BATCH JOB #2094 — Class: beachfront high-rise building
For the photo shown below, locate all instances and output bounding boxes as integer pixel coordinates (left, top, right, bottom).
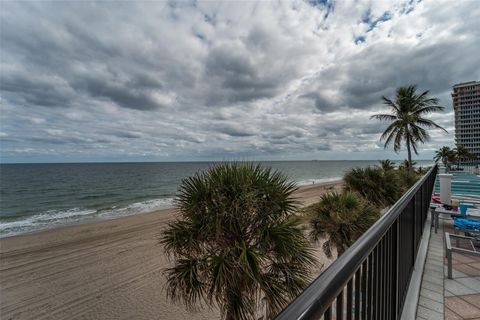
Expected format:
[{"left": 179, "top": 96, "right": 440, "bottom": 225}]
[{"left": 452, "top": 81, "right": 480, "bottom": 163}]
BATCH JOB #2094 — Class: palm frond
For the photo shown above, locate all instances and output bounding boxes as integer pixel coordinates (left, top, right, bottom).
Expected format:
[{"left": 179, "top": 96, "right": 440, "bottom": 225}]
[
  {"left": 161, "top": 162, "right": 316, "bottom": 319},
  {"left": 308, "top": 190, "right": 380, "bottom": 258},
  {"left": 416, "top": 118, "right": 448, "bottom": 132},
  {"left": 371, "top": 113, "right": 398, "bottom": 122},
  {"left": 372, "top": 85, "right": 447, "bottom": 171}
]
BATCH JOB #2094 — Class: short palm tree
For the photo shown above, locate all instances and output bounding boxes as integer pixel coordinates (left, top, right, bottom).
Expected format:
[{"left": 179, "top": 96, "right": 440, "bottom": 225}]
[
  {"left": 416, "top": 166, "right": 429, "bottom": 175},
  {"left": 434, "top": 146, "right": 454, "bottom": 167},
  {"left": 344, "top": 166, "right": 401, "bottom": 206},
  {"left": 455, "top": 145, "right": 475, "bottom": 165},
  {"left": 399, "top": 159, "right": 417, "bottom": 171},
  {"left": 371, "top": 85, "right": 447, "bottom": 175},
  {"left": 161, "top": 163, "right": 317, "bottom": 320},
  {"left": 308, "top": 191, "right": 379, "bottom": 257},
  {"left": 378, "top": 159, "right": 395, "bottom": 171}
]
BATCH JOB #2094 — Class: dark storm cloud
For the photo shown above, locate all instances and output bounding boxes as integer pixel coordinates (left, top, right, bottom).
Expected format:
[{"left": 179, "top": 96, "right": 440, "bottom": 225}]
[
  {"left": 204, "top": 42, "right": 289, "bottom": 105},
  {"left": 299, "top": 92, "right": 338, "bottom": 112},
  {"left": 216, "top": 123, "right": 257, "bottom": 137},
  {"left": 302, "top": 28, "right": 479, "bottom": 113},
  {"left": 1, "top": 2, "right": 173, "bottom": 111},
  {"left": 113, "top": 131, "right": 143, "bottom": 139},
  {"left": 1, "top": 73, "right": 75, "bottom": 108},
  {"left": 78, "top": 76, "right": 166, "bottom": 111}
]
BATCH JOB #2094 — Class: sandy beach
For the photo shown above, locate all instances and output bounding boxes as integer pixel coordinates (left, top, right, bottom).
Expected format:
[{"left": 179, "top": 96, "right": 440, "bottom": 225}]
[{"left": 0, "top": 180, "right": 343, "bottom": 320}]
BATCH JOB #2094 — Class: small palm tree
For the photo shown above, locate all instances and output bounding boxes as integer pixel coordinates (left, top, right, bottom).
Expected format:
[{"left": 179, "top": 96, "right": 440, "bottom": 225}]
[
  {"left": 399, "top": 159, "right": 417, "bottom": 171},
  {"left": 396, "top": 162, "right": 420, "bottom": 189},
  {"left": 378, "top": 159, "right": 395, "bottom": 171},
  {"left": 455, "top": 145, "right": 475, "bottom": 165},
  {"left": 434, "top": 146, "right": 454, "bottom": 167},
  {"left": 371, "top": 85, "right": 447, "bottom": 175},
  {"left": 344, "top": 166, "right": 402, "bottom": 206},
  {"left": 308, "top": 191, "right": 379, "bottom": 257},
  {"left": 161, "top": 163, "right": 317, "bottom": 320},
  {"left": 416, "top": 166, "right": 429, "bottom": 175}
]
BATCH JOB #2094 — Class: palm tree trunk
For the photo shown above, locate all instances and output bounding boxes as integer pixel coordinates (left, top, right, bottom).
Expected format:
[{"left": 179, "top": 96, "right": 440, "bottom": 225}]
[
  {"left": 406, "top": 135, "right": 413, "bottom": 176},
  {"left": 225, "top": 311, "right": 234, "bottom": 320}
]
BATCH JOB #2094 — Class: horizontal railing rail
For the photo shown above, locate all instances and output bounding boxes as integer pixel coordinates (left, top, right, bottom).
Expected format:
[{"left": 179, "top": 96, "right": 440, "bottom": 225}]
[{"left": 276, "top": 165, "right": 438, "bottom": 320}]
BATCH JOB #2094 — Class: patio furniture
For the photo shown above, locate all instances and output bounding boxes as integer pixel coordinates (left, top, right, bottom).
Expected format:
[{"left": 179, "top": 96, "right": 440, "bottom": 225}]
[
  {"left": 445, "top": 232, "right": 480, "bottom": 279},
  {"left": 430, "top": 205, "right": 480, "bottom": 234}
]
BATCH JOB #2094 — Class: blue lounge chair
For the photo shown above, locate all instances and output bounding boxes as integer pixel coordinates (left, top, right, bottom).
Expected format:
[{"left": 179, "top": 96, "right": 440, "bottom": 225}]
[
  {"left": 454, "top": 218, "right": 480, "bottom": 239},
  {"left": 454, "top": 218, "right": 480, "bottom": 231}
]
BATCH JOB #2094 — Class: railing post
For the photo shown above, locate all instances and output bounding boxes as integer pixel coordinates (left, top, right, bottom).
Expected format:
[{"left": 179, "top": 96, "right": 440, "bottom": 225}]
[
  {"left": 392, "top": 218, "right": 399, "bottom": 320},
  {"left": 420, "top": 185, "right": 424, "bottom": 228},
  {"left": 412, "top": 195, "right": 416, "bottom": 260}
]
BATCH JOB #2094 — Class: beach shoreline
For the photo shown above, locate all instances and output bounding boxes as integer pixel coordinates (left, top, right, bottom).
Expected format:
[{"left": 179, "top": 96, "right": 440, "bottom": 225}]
[
  {"left": 0, "top": 180, "right": 343, "bottom": 320},
  {"left": 0, "top": 178, "right": 344, "bottom": 239}
]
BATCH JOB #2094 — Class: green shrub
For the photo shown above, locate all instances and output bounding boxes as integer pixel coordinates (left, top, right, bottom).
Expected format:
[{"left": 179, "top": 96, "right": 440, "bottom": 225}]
[
  {"left": 308, "top": 191, "right": 379, "bottom": 257},
  {"left": 344, "top": 166, "right": 402, "bottom": 206}
]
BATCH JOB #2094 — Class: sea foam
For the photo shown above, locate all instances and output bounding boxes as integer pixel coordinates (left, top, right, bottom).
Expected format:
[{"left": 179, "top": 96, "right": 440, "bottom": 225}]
[
  {"left": 0, "top": 197, "right": 175, "bottom": 237},
  {"left": 296, "top": 177, "right": 342, "bottom": 186}
]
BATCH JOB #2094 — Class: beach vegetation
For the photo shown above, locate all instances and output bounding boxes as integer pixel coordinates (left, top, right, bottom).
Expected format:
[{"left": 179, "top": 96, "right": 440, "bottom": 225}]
[
  {"left": 371, "top": 85, "right": 447, "bottom": 175},
  {"left": 416, "top": 166, "right": 429, "bottom": 175},
  {"left": 161, "top": 163, "right": 317, "bottom": 320},
  {"left": 307, "top": 191, "right": 379, "bottom": 257},
  {"left": 378, "top": 159, "right": 395, "bottom": 171},
  {"left": 454, "top": 144, "right": 476, "bottom": 164},
  {"left": 395, "top": 163, "right": 421, "bottom": 190},
  {"left": 343, "top": 166, "right": 401, "bottom": 206},
  {"left": 434, "top": 146, "right": 455, "bottom": 168}
]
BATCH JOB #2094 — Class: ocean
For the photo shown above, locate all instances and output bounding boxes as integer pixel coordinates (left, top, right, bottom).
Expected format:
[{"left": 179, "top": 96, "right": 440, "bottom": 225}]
[{"left": 0, "top": 160, "right": 434, "bottom": 237}]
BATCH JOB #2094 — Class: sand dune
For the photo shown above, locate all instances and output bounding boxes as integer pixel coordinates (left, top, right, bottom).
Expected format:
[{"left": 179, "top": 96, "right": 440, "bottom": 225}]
[{"left": 0, "top": 181, "right": 343, "bottom": 320}]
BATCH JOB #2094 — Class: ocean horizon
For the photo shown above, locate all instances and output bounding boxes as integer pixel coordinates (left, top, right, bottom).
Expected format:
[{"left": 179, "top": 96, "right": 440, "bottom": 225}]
[{"left": 0, "top": 160, "right": 434, "bottom": 237}]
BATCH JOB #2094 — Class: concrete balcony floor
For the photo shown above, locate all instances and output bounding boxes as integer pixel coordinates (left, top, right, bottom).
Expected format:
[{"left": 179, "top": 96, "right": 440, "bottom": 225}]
[{"left": 416, "top": 215, "right": 480, "bottom": 320}]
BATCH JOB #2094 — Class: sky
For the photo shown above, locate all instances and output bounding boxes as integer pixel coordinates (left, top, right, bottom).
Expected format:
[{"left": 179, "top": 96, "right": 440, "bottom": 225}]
[{"left": 1, "top": 0, "right": 479, "bottom": 163}]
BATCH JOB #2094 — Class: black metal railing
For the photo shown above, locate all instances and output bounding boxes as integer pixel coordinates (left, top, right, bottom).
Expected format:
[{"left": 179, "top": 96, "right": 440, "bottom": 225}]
[{"left": 276, "top": 165, "right": 438, "bottom": 320}]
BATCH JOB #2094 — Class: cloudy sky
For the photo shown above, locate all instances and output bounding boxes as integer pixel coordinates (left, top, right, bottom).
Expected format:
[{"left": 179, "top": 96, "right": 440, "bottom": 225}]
[{"left": 1, "top": 0, "right": 479, "bottom": 163}]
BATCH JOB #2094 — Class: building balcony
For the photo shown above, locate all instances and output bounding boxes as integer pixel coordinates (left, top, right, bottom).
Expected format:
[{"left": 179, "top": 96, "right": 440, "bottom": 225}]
[{"left": 276, "top": 167, "right": 480, "bottom": 320}]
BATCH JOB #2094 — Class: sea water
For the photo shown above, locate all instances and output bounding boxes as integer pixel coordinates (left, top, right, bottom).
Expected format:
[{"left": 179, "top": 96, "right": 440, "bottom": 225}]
[{"left": 0, "top": 160, "right": 433, "bottom": 237}]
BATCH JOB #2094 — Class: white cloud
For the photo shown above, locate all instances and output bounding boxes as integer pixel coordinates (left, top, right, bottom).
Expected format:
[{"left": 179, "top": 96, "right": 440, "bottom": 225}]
[{"left": 0, "top": 0, "right": 479, "bottom": 162}]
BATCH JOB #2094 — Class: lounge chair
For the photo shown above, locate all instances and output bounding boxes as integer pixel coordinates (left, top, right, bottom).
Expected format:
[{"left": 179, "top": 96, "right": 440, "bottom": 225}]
[
  {"left": 445, "top": 232, "right": 480, "bottom": 279},
  {"left": 453, "top": 217, "right": 480, "bottom": 236}
]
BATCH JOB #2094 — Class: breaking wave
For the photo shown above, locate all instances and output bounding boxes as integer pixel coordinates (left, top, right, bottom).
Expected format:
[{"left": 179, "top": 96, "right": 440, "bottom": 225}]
[{"left": 0, "top": 197, "right": 175, "bottom": 237}]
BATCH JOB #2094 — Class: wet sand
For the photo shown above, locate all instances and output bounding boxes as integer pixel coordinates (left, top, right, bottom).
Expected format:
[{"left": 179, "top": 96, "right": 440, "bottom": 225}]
[{"left": 0, "top": 181, "right": 343, "bottom": 320}]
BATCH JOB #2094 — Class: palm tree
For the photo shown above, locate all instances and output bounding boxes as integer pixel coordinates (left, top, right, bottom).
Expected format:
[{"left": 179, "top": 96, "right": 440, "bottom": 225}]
[
  {"left": 344, "top": 166, "right": 402, "bottom": 206},
  {"left": 308, "top": 191, "right": 379, "bottom": 257},
  {"left": 161, "top": 163, "right": 317, "bottom": 320},
  {"left": 434, "top": 146, "right": 454, "bottom": 167},
  {"left": 399, "top": 159, "right": 417, "bottom": 171},
  {"left": 378, "top": 159, "right": 395, "bottom": 171},
  {"left": 416, "top": 166, "right": 429, "bottom": 175},
  {"left": 371, "top": 85, "right": 447, "bottom": 175},
  {"left": 455, "top": 145, "right": 475, "bottom": 165}
]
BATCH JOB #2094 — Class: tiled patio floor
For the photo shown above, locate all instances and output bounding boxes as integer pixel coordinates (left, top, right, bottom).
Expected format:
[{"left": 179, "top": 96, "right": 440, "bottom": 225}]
[
  {"left": 416, "top": 214, "right": 480, "bottom": 320},
  {"left": 443, "top": 223, "right": 480, "bottom": 320}
]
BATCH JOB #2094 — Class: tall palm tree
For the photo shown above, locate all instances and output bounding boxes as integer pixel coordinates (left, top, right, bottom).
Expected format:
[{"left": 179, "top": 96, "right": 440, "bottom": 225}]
[
  {"left": 161, "top": 163, "right": 317, "bottom": 320},
  {"left": 455, "top": 144, "right": 475, "bottom": 165},
  {"left": 434, "top": 146, "right": 454, "bottom": 167},
  {"left": 308, "top": 191, "right": 379, "bottom": 257},
  {"left": 371, "top": 85, "right": 447, "bottom": 175}
]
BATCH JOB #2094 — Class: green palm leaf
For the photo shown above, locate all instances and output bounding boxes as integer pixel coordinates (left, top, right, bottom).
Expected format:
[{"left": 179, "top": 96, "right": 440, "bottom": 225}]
[
  {"left": 161, "top": 162, "right": 316, "bottom": 319},
  {"left": 372, "top": 85, "right": 447, "bottom": 175}
]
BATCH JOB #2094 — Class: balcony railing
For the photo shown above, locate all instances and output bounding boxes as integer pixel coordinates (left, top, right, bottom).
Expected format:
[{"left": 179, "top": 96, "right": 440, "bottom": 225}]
[{"left": 276, "top": 165, "right": 438, "bottom": 320}]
